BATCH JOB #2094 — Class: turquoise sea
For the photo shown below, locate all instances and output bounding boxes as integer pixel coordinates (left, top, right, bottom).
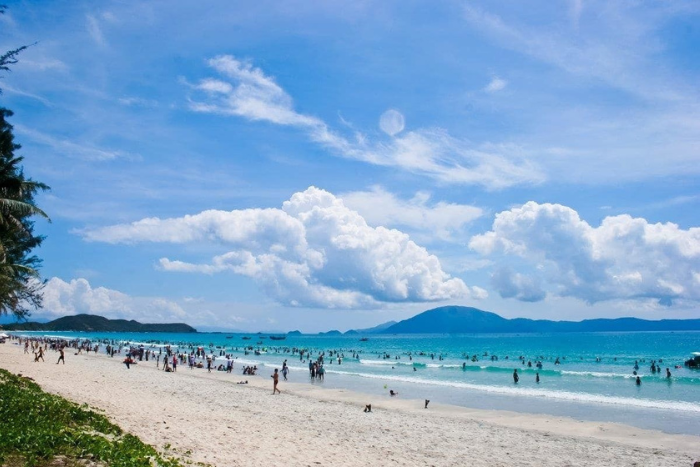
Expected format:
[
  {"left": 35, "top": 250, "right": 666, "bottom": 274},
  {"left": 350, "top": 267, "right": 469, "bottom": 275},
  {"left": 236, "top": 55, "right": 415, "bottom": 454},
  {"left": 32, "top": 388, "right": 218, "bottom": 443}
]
[{"left": 11, "top": 330, "right": 700, "bottom": 435}]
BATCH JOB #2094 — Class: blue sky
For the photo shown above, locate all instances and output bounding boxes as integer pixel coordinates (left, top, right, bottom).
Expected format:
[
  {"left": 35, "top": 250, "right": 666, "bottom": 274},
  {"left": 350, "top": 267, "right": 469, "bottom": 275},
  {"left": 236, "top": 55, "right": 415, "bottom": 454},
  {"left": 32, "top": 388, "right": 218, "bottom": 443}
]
[{"left": 1, "top": 0, "right": 699, "bottom": 331}]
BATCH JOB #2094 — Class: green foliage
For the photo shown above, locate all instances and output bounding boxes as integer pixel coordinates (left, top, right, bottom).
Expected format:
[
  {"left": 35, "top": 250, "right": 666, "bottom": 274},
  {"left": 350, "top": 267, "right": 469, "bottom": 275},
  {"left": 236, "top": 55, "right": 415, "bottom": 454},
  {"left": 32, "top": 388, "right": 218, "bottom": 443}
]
[
  {"left": 0, "top": 107, "right": 50, "bottom": 320},
  {"left": 0, "top": 3, "right": 49, "bottom": 320},
  {"left": 0, "top": 369, "right": 182, "bottom": 467}
]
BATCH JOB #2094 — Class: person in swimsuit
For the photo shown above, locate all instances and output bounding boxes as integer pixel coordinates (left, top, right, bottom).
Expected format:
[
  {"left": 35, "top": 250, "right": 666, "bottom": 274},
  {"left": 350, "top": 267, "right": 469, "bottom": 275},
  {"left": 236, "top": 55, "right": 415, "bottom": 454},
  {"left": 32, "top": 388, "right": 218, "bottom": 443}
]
[
  {"left": 56, "top": 348, "right": 65, "bottom": 365},
  {"left": 272, "top": 369, "right": 281, "bottom": 394}
]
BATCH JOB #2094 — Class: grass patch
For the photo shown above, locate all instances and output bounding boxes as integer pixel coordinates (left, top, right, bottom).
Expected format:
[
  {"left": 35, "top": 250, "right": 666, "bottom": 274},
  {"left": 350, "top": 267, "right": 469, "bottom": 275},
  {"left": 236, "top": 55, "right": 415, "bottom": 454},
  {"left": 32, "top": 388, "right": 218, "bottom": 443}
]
[{"left": 0, "top": 369, "right": 181, "bottom": 467}]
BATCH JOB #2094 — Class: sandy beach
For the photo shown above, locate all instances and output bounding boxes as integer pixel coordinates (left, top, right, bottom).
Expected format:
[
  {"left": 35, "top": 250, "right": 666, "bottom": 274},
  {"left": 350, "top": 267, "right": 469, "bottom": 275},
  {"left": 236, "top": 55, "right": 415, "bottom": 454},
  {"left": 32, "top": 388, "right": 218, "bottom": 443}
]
[{"left": 1, "top": 342, "right": 698, "bottom": 467}]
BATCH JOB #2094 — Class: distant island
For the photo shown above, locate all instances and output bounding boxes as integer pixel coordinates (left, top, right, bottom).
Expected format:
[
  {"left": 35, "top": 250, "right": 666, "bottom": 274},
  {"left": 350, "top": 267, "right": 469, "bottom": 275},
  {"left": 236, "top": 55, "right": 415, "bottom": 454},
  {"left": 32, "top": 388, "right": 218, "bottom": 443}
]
[
  {"left": 1, "top": 314, "right": 197, "bottom": 333},
  {"left": 349, "top": 306, "right": 700, "bottom": 334}
]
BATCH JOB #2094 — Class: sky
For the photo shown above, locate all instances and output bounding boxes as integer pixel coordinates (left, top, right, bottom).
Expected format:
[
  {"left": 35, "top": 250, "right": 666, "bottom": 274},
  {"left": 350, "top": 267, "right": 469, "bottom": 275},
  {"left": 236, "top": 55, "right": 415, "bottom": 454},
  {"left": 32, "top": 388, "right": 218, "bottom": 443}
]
[{"left": 0, "top": 0, "right": 699, "bottom": 332}]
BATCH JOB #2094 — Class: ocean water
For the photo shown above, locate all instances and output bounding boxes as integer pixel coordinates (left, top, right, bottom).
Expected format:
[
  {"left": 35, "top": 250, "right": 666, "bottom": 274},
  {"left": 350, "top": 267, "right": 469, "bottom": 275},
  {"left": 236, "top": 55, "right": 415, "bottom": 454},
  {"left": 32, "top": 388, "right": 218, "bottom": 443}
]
[{"left": 11, "top": 330, "right": 700, "bottom": 435}]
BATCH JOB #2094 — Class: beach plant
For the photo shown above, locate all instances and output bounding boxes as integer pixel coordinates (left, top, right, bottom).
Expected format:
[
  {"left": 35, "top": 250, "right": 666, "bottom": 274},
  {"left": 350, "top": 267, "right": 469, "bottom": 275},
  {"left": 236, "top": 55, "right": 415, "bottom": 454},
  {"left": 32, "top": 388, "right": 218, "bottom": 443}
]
[{"left": 0, "top": 369, "right": 182, "bottom": 467}]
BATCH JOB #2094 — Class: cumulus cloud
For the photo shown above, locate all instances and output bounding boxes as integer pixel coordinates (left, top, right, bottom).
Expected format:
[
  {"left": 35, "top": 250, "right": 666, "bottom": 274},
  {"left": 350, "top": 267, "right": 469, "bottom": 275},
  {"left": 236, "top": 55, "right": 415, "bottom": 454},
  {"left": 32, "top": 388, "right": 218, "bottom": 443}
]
[
  {"left": 40, "top": 277, "right": 187, "bottom": 321},
  {"left": 186, "top": 55, "right": 543, "bottom": 189},
  {"left": 470, "top": 201, "right": 700, "bottom": 305},
  {"left": 491, "top": 267, "right": 546, "bottom": 302},
  {"left": 341, "top": 186, "right": 482, "bottom": 241},
  {"left": 83, "top": 187, "right": 482, "bottom": 308}
]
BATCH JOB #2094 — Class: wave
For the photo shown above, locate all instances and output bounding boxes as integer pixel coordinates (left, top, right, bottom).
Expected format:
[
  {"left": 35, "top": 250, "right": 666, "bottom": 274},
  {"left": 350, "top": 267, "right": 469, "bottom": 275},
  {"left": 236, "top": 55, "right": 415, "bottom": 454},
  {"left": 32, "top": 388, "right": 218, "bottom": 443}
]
[
  {"left": 561, "top": 370, "right": 636, "bottom": 379},
  {"left": 321, "top": 370, "right": 700, "bottom": 413},
  {"left": 359, "top": 359, "right": 417, "bottom": 366},
  {"left": 394, "top": 363, "right": 700, "bottom": 383}
]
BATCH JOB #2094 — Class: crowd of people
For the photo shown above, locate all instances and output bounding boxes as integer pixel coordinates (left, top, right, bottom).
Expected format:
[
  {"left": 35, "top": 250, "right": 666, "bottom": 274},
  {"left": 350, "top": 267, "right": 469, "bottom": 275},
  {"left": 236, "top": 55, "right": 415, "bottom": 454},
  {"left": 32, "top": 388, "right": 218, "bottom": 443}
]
[{"left": 6, "top": 334, "right": 678, "bottom": 397}]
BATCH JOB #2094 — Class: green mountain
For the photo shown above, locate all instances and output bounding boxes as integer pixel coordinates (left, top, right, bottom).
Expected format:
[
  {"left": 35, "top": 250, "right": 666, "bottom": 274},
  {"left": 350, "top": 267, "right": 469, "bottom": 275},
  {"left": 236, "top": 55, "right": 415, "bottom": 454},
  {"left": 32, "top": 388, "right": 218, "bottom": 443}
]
[
  {"left": 1, "top": 314, "right": 197, "bottom": 333},
  {"left": 381, "top": 306, "right": 700, "bottom": 334}
]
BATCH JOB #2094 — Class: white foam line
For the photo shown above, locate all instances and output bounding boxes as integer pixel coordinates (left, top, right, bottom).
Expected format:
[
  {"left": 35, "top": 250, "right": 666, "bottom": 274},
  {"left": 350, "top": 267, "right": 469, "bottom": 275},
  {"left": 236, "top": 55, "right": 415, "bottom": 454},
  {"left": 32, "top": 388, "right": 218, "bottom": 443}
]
[{"left": 322, "top": 370, "right": 700, "bottom": 413}]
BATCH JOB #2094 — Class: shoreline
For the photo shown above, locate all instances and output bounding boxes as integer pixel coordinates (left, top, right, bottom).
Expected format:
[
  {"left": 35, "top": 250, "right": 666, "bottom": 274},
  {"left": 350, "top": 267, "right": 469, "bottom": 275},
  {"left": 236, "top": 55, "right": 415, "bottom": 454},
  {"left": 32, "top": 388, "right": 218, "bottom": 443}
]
[{"left": 1, "top": 342, "right": 698, "bottom": 466}]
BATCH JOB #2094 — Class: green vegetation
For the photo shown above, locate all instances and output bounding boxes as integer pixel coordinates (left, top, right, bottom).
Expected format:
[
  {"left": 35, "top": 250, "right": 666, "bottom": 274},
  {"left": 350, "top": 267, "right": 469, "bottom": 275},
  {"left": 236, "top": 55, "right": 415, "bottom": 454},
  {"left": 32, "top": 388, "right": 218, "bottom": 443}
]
[
  {"left": 0, "top": 5, "right": 50, "bottom": 321},
  {"left": 0, "top": 369, "right": 182, "bottom": 467}
]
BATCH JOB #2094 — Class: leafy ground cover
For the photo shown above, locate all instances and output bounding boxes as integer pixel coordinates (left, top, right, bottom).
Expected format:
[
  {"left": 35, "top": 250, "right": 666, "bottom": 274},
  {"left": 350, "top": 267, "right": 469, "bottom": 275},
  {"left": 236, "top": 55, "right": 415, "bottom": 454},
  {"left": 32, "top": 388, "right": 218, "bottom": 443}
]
[{"left": 0, "top": 369, "right": 182, "bottom": 467}]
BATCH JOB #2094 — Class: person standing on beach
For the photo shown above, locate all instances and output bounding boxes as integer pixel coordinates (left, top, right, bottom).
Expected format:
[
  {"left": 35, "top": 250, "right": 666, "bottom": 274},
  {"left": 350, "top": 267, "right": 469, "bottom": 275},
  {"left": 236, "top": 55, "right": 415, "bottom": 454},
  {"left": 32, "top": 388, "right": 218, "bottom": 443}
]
[
  {"left": 272, "top": 369, "right": 281, "bottom": 394},
  {"left": 56, "top": 348, "right": 65, "bottom": 365}
]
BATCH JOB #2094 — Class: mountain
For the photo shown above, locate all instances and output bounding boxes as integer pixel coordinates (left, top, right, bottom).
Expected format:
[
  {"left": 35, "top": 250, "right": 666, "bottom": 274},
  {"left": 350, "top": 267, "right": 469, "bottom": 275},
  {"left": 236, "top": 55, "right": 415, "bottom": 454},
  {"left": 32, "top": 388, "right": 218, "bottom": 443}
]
[
  {"left": 1, "top": 314, "right": 197, "bottom": 333},
  {"left": 347, "top": 320, "right": 398, "bottom": 334},
  {"left": 381, "top": 306, "right": 700, "bottom": 334}
]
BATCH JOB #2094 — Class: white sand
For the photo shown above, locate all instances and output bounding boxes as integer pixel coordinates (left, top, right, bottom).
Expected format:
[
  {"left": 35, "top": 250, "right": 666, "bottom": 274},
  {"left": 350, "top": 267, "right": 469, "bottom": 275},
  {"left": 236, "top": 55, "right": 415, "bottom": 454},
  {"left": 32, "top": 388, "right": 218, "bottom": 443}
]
[{"left": 1, "top": 342, "right": 698, "bottom": 467}]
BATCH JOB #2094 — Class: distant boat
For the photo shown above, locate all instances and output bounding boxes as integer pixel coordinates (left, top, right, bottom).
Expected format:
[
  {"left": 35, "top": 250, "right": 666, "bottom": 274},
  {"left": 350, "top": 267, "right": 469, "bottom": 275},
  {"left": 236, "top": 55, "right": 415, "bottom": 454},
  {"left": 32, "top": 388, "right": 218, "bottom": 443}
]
[
  {"left": 242, "top": 336, "right": 251, "bottom": 340},
  {"left": 360, "top": 337, "right": 369, "bottom": 342},
  {"left": 269, "top": 336, "right": 286, "bottom": 341}
]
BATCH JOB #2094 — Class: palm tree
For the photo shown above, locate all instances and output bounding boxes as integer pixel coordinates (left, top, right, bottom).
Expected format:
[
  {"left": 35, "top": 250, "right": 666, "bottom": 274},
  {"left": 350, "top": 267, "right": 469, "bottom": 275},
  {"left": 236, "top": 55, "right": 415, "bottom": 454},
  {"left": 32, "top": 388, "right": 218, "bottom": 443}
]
[{"left": 0, "top": 108, "right": 50, "bottom": 319}]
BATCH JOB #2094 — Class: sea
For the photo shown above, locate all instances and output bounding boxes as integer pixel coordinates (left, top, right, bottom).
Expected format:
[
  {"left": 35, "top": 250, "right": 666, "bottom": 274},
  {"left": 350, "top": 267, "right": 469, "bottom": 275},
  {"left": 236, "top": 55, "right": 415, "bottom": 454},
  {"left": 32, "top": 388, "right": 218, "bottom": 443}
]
[{"left": 10, "top": 330, "right": 700, "bottom": 436}]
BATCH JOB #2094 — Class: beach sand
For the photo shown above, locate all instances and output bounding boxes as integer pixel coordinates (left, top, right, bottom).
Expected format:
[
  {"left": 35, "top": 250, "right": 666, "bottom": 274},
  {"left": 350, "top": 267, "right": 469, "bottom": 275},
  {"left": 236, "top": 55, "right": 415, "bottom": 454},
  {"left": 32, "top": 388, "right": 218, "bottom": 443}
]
[{"left": 1, "top": 342, "right": 698, "bottom": 466}]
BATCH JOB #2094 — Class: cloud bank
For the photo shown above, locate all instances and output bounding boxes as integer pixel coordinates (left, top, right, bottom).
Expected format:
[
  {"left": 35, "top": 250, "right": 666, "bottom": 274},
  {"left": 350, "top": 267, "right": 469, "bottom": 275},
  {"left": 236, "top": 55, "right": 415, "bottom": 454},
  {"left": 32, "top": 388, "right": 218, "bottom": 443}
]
[
  {"left": 40, "top": 277, "right": 186, "bottom": 321},
  {"left": 83, "top": 187, "right": 482, "bottom": 308},
  {"left": 470, "top": 202, "right": 700, "bottom": 305}
]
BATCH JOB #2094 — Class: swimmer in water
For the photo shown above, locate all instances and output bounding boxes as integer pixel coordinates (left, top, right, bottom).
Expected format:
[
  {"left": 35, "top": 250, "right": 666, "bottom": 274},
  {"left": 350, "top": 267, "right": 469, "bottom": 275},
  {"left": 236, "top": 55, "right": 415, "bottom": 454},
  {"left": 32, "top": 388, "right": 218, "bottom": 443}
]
[
  {"left": 513, "top": 369, "right": 519, "bottom": 384},
  {"left": 635, "top": 376, "right": 641, "bottom": 386},
  {"left": 536, "top": 372, "right": 540, "bottom": 383}
]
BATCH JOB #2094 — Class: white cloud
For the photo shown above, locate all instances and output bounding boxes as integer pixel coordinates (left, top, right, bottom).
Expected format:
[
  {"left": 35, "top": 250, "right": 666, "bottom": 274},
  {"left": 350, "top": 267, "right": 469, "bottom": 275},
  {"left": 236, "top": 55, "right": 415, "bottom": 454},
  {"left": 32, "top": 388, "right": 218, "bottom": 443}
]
[
  {"left": 187, "top": 55, "right": 544, "bottom": 189},
  {"left": 341, "top": 186, "right": 482, "bottom": 241},
  {"left": 118, "top": 97, "right": 158, "bottom": 107},
  {"left": 379, "top": 109, "right": 405, "bottom": 136},
  {"left": 82, "top": 187, "right": 484, "bottom": 308},
  {"left": 484, "top": 76, "right": 507, "bottom": 93},
  {"left": 463, "top": 3, "right": 699, "bottom": 104},
  {"left": 491, "top": 267, "right": 546, "bottom": 302},
  {"left": 86, "top": 14, "right": 105, "bottom": 46},
  {"left": 40, "top": 277, "right": 186, "bottom": 321},
  {"left": 16, "top": 58, "right": 68, "bottom": 72},
  {"left": 1, "top": 85, "right": 52, "bottom": 106},
  {"left": 470, "top": 201, "right": 700, "bottom": 305},
  {"left": 15, "top": 125, "right": 134, "bottom": 161}
]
